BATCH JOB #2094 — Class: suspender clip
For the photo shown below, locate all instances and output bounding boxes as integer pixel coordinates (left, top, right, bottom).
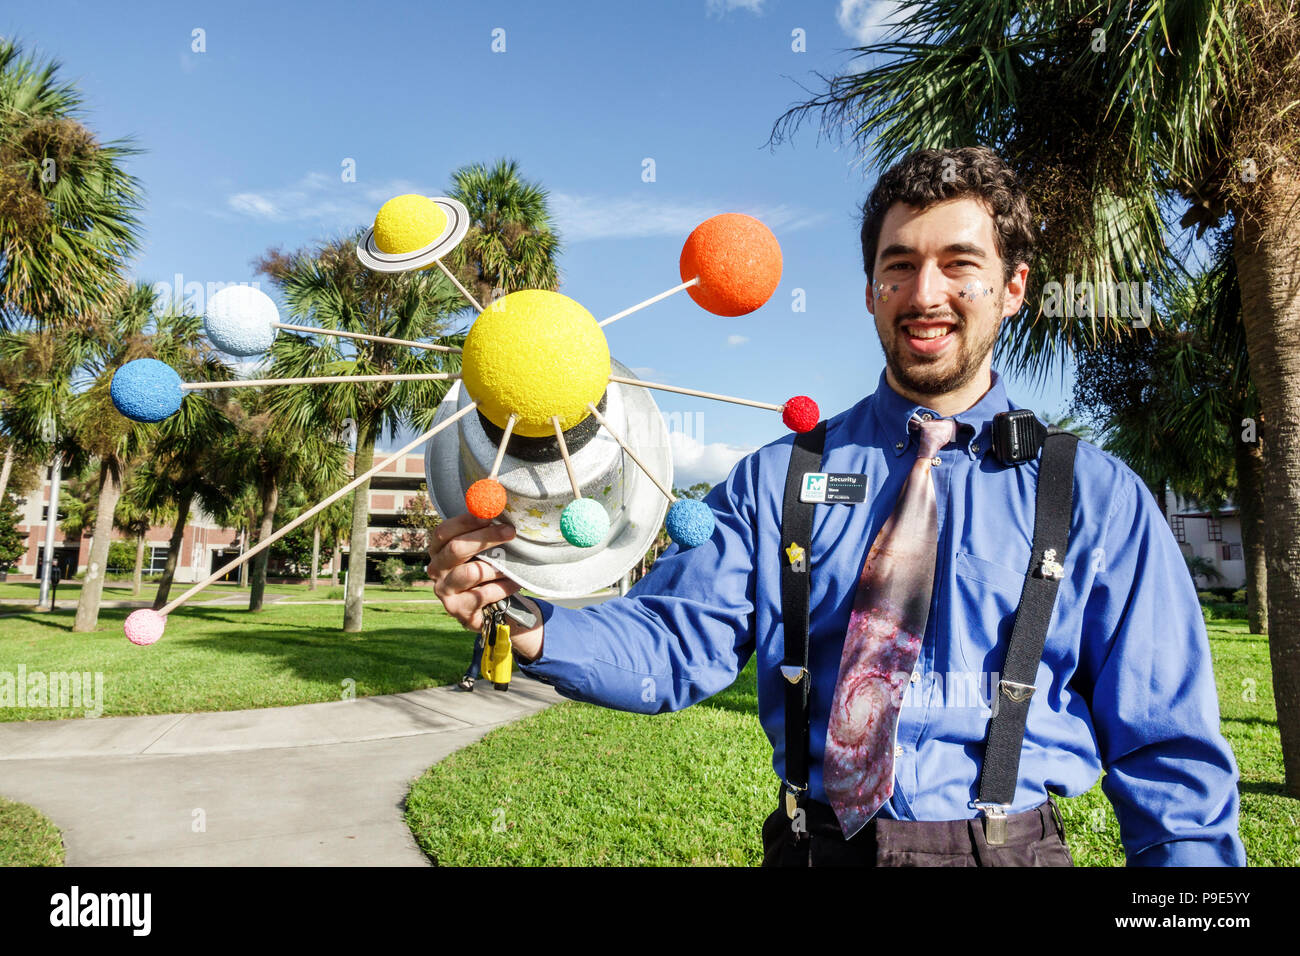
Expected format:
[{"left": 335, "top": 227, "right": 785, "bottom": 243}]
[
  {"left": 783, "top": 782, "right": 806, "bottom": 819},
  {"left": 972, "top": 802, "right": 1011, "bottom": 846},
  {"left": 779, "top": 665, "right": 808, "bottom": 685}
]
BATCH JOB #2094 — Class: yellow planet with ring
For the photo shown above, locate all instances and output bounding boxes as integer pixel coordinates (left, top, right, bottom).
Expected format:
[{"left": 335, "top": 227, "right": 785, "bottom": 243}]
[
  {"left": 462, "top": 289, "right": 610, "bottom": 437},
  {"left": 373, "top": 194, "right": 448, "bottom": 254}
]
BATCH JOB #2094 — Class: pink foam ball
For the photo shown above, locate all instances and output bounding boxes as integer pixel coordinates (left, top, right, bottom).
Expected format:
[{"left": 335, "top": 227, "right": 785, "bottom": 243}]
[{"left": 125, "top": 609, "right": 166, "bottom": 646}]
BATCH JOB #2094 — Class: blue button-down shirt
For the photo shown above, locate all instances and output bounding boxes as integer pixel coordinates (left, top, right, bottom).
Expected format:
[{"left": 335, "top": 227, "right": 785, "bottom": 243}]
[{"left": 520, "top": 369, "right": 1246, "bottom": 866}]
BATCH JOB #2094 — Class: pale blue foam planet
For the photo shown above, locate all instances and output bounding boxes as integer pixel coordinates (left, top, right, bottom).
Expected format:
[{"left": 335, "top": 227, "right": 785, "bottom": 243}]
[
  {"left": 110, "top": 358, "right": 184, "bottom": 423},
  {"left": 666, "top": 498, "right": 714, "bottom": 548},
  {"left": 204, "top": 285, "right": 279, "bottom": 356},
  {"left": 560, "top": 498, "right": 610, "bottom": 548}
]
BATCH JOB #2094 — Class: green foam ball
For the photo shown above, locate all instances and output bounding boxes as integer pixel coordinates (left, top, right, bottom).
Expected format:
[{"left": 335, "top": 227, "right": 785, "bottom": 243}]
[{"left": 560, "top": 498, "right": 609, "bottom": 548}]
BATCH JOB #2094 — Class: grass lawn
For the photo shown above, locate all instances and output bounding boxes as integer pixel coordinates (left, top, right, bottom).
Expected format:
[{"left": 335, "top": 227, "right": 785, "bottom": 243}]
[
  {"left": 0, "top": 796, "right": 64, "bottom": 866},
  {"left": 406, "top": 617, "right": 1298, "bottom": 867},
  {"left": 0, "top": 602, "right": 476, "bottom": 720}
]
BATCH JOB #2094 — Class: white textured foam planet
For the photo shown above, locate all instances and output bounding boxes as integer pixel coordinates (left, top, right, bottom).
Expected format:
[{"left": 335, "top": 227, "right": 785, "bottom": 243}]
[{"left": 204, "top": 285, "right": 280, "bottom": 356}]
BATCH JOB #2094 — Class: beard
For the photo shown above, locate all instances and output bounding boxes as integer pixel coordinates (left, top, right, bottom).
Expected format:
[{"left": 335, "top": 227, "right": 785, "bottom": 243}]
[{"left": 877, "top": 287, "right": 1005, "bottom": 396}]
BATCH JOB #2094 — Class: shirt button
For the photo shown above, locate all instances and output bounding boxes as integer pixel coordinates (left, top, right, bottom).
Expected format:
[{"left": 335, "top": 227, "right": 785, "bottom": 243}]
[
  {"left": 930, "top": 456, "right": 942, "bottom": 466},
  {"left": 894, "top": 745, "right": 905, "bottom": 757},
  {"left": 920, "top": 412, "right": 934, "bottom": 421},
  {"left": 910, "top": 671, "right": 920, "bottom": 684},
  {"left": 895, "top": 440, "right": 905, "bottom": 451},
  {"left": 972, "top": 443, "right": 980, "bottom": 455}
]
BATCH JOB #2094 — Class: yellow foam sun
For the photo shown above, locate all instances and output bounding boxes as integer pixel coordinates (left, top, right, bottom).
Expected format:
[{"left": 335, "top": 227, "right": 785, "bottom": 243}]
[
  {"left": 373, "top": 195, "right": 448, "bottom": 255},
  {"left": 462, "top": 290, "right": 610, "bottom": 437}
]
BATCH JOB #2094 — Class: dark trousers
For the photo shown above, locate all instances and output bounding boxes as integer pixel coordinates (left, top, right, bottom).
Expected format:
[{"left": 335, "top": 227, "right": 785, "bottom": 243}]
[{"left": 761, "top": 790, "right": 1073, "bottom": 867}]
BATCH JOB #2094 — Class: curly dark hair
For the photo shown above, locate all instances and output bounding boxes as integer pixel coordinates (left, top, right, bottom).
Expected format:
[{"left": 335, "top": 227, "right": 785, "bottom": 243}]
[{"left": 860, "top": 146, "right": 1035, "bottom": 284}]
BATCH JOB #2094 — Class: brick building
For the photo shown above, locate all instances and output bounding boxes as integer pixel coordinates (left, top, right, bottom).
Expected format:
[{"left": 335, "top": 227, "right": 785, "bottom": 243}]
[{"left": 11, "top": 452, "right": 431, "bottom": 584}]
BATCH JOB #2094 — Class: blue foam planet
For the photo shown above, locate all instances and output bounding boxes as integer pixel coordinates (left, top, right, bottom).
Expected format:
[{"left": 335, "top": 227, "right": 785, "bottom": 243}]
[
  {"left": 110, "top": 358, "right": 184, "bottom": 423},
  {"left": 666, "top": 498, "right": 714, "bottom": 548},
  {"left": 560, "top": 498, "right": 610, "bottom": 548},
  {"left": 204, "top": 285, "right": 279, "bottom": 356}
]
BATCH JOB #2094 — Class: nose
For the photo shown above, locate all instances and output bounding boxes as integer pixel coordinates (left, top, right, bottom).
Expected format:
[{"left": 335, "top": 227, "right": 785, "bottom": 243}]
[{"left": 908, "top": 260, "right": 949, "bottom": 314}]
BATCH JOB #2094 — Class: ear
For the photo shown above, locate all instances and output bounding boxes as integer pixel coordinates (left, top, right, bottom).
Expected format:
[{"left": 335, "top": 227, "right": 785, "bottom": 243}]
[
  {"left": 865, "top": 281, "right": 876, "bottom": 316},
  {"left": 1002, "top": 262, "right": 1030, "bottom": 316}
]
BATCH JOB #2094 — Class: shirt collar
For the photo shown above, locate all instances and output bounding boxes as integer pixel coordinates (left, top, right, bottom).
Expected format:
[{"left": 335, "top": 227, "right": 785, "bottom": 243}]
[{"left": 870, "top": 368, "right": 1012, "bottom": 460}]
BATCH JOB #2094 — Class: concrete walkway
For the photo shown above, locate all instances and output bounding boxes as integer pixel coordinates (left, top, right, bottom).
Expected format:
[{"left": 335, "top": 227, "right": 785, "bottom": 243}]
[
  {"left": 0, "top": 593, "right": 617, "bottom": 865},
  {"left": 0, "top": 676, "right": 564, "bottom": 865}
]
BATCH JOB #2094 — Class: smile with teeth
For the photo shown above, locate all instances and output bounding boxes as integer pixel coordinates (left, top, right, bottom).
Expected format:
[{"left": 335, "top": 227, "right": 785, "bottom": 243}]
[{"left": 908, "top": 326, "right": 951, "bottom": 339}]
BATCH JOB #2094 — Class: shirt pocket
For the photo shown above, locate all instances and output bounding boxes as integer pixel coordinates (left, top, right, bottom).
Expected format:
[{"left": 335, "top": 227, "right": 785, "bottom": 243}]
[{"left": 951, "top": 551, "right": 1027, "bottom": 675}]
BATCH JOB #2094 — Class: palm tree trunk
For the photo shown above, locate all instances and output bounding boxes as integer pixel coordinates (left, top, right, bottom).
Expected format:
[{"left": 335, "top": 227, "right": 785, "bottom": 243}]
[
  {"left": 1234, "top": 169, "right": 1300, "bottom": 797},
  {"left": 0, "top": 444, "right": 13, "bottom": 503},
  {"left": 132, "top": 534, "right": 146, "bottom": 597},
  {"left": 344, "top": 420, "right": 376, "bottom": 632},
  {"left": 73, "top": 459, "right": 123, "bottom": 632},
  {"left": 1234, "top": 431, "right": 1268, "bottom": 635},
  {"left": 309, "top": 524, "right": 320, "bottom": 591},
  {"left": 249, "top": 477, "right": 279, "bottom": 612},
  {"left": 152, "top": 487, "right": 194, "bottom": 610}
]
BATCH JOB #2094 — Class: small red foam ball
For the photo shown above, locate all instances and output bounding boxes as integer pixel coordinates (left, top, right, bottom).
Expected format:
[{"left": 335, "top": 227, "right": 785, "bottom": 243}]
[
  {"left": 465, "top": 479, "right": 507, "bottom": 519},
  {"left": 782, "top": 395, "right": 819, "bottom": 433},
  {"left": 679, "top": 213, "right": 783, "bottom": 316}
]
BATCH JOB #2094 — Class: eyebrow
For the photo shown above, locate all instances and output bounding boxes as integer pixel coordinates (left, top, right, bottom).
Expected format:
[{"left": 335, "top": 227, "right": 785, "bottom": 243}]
[{"left": 878, "top": 242, "right": 990, "bottom": 260}]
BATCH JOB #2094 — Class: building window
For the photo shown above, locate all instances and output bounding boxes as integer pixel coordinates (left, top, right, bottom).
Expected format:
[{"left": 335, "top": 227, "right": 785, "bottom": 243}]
[
  {"left": 1225, "top": 542, "right": 1243, "bottom": 561},
  {"left": 1171, "top": 515, "right": 1185, "bottom": 543},
  {"left": 148, "top": 546, "right": 170, "bottom": 574},
  {"left": 1207, "top": 517, "right": 1222, "bottom": 542}
]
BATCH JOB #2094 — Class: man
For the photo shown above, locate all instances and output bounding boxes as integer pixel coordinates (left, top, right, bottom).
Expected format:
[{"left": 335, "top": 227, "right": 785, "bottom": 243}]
[{"left": 426, "top": 146, "right": 1246, "bottom": 867}]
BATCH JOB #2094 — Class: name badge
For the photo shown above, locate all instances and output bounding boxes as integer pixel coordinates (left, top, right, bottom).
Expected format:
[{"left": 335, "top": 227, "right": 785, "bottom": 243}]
[{"left": 800, "top": 472, "right": 868, "bottom": 504}]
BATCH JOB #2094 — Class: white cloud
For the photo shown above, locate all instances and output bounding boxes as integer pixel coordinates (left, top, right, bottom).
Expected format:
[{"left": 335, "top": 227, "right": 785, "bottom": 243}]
[
  {"left": 726, "top": 334, "right": 749, "bottom": 347},
  {"left": 669, "top": 431, "right": 756, "bottom": 489},
  {"left": 837, "top": 0, "right": 905, "bottom": 45},
  {"left": 551, "top": 192, "right": 828, "bottom": 242},
  {"left": 706, "top": 0, "right": 765, "bottom": 16},
  {"left": 222, "top": 173, "right": 427, "bottom": 227}
]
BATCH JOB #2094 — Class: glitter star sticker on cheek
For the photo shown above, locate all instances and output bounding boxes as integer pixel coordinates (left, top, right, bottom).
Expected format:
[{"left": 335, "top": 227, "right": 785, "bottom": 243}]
[{"left": 957, "top": 280, "right": 993, "bottom": 300}]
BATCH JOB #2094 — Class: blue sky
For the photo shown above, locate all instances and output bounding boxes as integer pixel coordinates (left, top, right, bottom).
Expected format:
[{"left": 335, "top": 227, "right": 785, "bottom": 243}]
[{"left": 5, "top": 0, "right": 1073, "bottom": 486}]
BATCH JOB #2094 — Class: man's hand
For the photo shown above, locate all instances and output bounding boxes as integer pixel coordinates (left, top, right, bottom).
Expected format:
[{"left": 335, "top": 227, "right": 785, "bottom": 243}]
[{"left": 426, "top": 513, "right": 544, "bottom": 661}]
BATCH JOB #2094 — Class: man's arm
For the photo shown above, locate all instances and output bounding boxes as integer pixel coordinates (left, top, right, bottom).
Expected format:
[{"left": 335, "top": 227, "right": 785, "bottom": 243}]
[
  {"left": 1079, "top": 475, "right": 1246, "bottom": 866},
  {"left": 513, "top": 451, "right": 762, "bottom": 715}
]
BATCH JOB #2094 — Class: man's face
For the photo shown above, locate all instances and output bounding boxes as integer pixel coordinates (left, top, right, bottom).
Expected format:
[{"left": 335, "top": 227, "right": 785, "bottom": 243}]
[{"left": 866, "top": 197, "right": 1027, "bottom": 397}]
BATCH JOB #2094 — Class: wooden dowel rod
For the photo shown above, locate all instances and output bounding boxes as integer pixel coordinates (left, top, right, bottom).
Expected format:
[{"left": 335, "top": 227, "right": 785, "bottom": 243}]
[
  {"left": 598, "top": 277, "right": 699, "bottom": 328},
  {"left": 489, "top": 414, "right": 517, "bottom": 480},
  {"left": 181, "top": 373, "right": 460, "bottom": 390},
  {"left": 159, "top": 403, "right": 478, "bottom": 616},
  {"left": 585, "top": 402, "right": 675, "bottom": 503},
  {"left": 608, "top": 374, "right": 784, "bottom": 412},
  {"left": 433, "top": 259, "right": 483, "bottom": 313},
  {"left": 551, "top": 416, "right": 582, "bottom": 499},
  {"left": 273, "top": 322, "right": 461, "bottom": 354}
]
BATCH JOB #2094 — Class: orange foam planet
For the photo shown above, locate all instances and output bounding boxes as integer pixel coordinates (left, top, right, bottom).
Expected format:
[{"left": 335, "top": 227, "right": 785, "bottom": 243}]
[{"left": 679, "top": 213, "right": 783, "bottom": 317}]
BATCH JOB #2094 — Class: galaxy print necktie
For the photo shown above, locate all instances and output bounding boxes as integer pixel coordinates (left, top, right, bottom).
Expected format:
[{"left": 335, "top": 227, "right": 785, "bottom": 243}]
[{"left": 823, "top": 413, "right": 956, "bottom": 838}]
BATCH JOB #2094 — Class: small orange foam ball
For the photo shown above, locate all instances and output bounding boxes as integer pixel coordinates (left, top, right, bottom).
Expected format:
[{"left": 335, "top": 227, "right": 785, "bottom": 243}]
[
  {"left": 679, "top": 213, "right": 783, "bottom": 316},
  {"left": 465, "top": 478, "right": 507, "bottom": 519}
]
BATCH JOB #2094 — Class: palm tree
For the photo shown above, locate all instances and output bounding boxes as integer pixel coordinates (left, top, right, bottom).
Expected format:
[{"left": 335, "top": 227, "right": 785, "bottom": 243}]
[
  {"left": 207, "top": 387, "right": 346, "bottom": 611},
  {"left": 769, "top": 0, "right": 1300, "bottom": 794},
  {"left": 69, "top": 284, "right": 227, "bottom": 631},
  {"left": 256, "top": 238, "right": 464, "bottom": 631},
  {"left": 0, "top": 38, "right": 142, "bottom": 326},
  {"left": 114, "top": 467, "right": 176, "bottom": 597},
  {"left": 444, "top": 158, "right": 561, "bottom": 308}
]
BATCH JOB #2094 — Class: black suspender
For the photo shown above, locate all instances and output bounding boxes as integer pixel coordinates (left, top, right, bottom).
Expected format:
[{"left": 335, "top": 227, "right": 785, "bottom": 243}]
[
  {"left": 779, "top": 422, "right": 826, "bottom": 818},
  {"left": 974, "top": 429, "right": 1078, "bottom": 841},
  {"left": 777, "top": 422, "right": 1080, "bottom": 842}
]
